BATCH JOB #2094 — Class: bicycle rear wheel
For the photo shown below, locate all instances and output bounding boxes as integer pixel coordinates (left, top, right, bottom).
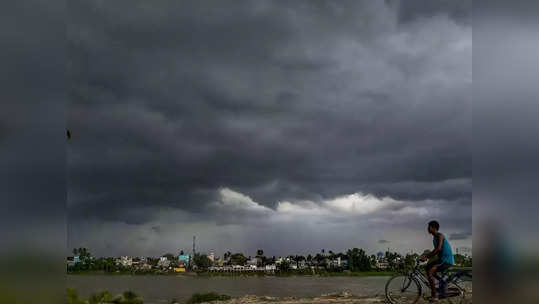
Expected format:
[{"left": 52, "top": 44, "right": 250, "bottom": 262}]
[{"left": 385, "top": 275, "right": 421, "bottom": 304}]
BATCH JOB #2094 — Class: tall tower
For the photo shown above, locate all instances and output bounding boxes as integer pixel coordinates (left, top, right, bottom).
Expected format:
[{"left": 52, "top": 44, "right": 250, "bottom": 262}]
[{"left": 192, "top": 235, "right": 196, "bottom": 256}]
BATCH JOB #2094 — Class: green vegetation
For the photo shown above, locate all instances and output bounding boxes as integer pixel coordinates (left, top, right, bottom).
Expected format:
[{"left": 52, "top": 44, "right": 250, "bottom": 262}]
[
  {"left": 454, "top": 254, "right": 473, "bottom": 267},
  {"left": 346, "top": 248, "right": 372, "bottom": 271},
  {"left": 186, "top": 292, "right": 231, "bottom": 303},
  {"left": 67, "top": 288, "right": 234, "bottom": 304},
  {"left": 67, "top": 247, "right": 471, "bottom": 277},
  {"left": 67, "top": 288, "right": 86, "bottom": 304},
  {"left": 193, "top": 253, "right": 212, "bottom": 269},
  {"left": 66, "top": 288, "right": 143, "bottom": 304},
  {"left": 229, "top": 253, "right": 248, "bottom": 266}
]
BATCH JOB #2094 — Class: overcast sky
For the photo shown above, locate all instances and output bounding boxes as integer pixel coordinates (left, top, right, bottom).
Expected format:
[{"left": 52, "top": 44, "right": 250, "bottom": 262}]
[{"left": 67, "top": 0, "right": 472, "bottom": 258}]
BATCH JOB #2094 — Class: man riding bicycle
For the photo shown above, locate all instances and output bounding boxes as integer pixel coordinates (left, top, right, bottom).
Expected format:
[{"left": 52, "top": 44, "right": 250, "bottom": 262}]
[{"left": 420, "top": 220, "right": 455, "bottom": 302}]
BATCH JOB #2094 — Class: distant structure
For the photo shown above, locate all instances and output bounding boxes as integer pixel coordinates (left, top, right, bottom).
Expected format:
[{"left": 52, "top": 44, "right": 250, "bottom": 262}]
[
  {"left": 192, "top": 235, "right": 196, "bottom": 256},
  {"left": 178, "top": 254, "right": 190, "bottom": 266},
  {"left": 208, "top": 251, "right": 215, "bottom": 263}
]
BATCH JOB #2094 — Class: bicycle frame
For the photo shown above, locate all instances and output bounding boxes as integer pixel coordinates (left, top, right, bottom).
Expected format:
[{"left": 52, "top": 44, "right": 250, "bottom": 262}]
[
  {"left": 386, "top": 261, "right": 471, "bottom": 304},
  {"left": 406, "top": 264, "right": 466, "bottom": 299},
  {"left": 409, "top": 266, "right": 431, "bottom": 290}
]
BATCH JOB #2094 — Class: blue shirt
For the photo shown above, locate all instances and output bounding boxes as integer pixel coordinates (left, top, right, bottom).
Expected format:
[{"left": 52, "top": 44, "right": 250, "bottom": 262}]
[{"left": 433, "top": 234, "right": 455, "bottom": 265}]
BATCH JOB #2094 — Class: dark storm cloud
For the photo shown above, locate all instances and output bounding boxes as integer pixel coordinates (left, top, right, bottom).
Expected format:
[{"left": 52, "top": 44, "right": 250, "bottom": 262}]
[
  {"left": 449, "top": 232, "right": 472, "bottom": 240},
  {"left": 473, "top": 1, "right": 539, "bottom": 257},
  {"left": 397, "top": 0, "right": 471, "bottom": 24},
  {"left": 2, "top": 0, "right": 65, "bottom": 219},
  {"left": 151, "top": 226, "right": 162, "bottom": 234},
  {"left": 0, "top": 0, "right": 66, "bottom": 276},
  {"left": 67, "top": 1, "right": 471, "bottom": 255}
]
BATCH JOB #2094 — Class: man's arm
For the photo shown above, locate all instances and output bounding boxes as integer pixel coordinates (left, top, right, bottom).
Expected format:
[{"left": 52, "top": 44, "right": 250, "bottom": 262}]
[{"left": 426, "top": 233, "right": 444, "bottom": 259}]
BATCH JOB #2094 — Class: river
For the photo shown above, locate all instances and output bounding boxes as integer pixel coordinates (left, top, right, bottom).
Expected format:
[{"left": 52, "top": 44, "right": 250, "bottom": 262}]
[{"left": 67, "top": 275, "right": 390, "bottom": 303}]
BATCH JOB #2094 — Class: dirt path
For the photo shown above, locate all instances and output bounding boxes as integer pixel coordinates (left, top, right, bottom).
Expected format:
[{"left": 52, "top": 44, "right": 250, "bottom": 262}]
[
  {"left": 199, "top": 293, "right": 385, "bottom": 303},
  {"left": 193, "top": 292, "right": 473, "bottom": 304}
]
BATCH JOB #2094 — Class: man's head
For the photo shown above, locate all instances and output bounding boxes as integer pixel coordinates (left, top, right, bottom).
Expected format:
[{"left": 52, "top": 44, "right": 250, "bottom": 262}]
[{"left": 428, "top": 220, "right": 440, "bottom": 234}]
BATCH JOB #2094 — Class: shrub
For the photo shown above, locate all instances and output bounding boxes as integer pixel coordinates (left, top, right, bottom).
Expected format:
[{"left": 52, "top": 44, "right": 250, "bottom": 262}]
[
  {"left": 66, "top": 288, "right": 86, "bottom": 304},
  {"left": 186, "top": 292, "right": 231, "bottom": 303}
]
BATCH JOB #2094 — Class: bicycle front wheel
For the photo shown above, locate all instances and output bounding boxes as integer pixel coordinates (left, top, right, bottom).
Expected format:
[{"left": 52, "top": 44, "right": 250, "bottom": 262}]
[{"left": 385, "top": 275, "right": 421, "bottom": 304}]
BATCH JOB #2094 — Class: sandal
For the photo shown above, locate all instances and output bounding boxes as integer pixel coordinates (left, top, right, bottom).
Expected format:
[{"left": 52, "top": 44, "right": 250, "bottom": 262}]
[{"left": 427, "top": 296, "right": 440, "bottom": 302}]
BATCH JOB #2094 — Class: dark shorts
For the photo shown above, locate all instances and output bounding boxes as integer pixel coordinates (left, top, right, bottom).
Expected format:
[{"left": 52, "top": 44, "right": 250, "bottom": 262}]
[{"left": 426, "top": 260, "right": 451, "bottom": 273}]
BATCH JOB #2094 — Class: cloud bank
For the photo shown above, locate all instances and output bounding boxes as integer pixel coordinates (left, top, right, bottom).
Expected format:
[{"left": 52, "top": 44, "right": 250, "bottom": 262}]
[{"left": 67, "top": 0, "right": 471, "bottom": 256}]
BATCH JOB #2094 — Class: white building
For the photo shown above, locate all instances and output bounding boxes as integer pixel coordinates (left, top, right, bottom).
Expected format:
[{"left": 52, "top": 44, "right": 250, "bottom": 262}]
[
  {"left": 376, "top": 259, "right": 389, "bottom": 269},
  {"left": 247, "top": 257, "right": 258, "bottom": 266},
  {"left": 157, "top": 256, "right": 171, "bottom": 268},
  {"left": 120, "top": 256, "right": 132, "bottom": 267},
  {"left": 208, "top": 252, "right": 215, "bottom": 263}
]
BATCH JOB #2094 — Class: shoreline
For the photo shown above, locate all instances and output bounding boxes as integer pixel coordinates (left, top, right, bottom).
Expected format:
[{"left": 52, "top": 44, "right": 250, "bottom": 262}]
[
  {"left": 67, "top": 270, "right": 395, "bottom": 277},
  {"left": 172, "top": 293, "right": 389, "bottom": 304}
]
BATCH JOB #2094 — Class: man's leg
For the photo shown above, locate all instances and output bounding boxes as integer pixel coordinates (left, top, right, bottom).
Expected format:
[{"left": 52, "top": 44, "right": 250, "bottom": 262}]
[
  {"left": 437, "top": 263, "right": 449, "bottom": 295},
  {"left": 427, "top": 265, "right": 439, "bottom": 301}
]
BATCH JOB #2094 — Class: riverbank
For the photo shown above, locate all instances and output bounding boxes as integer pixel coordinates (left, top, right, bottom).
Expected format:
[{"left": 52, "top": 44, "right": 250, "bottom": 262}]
[
  {"left": 68, "top": 275, "right": 391, "bottom": 303},
  {"left": 68, "top": 270, "right": 395, "bottom": 277},
  {"left": 180, "top": 293, "right": 387, "bottom": 304},
  {"left": 176, "top": 292, "right": 473, "bottom": 304}
]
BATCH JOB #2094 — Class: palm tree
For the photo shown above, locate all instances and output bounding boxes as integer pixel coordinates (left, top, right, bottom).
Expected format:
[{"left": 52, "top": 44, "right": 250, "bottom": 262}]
[{"left": 224, "top": 251, "right": 232, "bottom": 264}]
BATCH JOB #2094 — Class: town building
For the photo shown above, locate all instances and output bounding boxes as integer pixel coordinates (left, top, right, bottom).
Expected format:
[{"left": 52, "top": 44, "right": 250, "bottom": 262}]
[
  {"left": 247, "top": 257, "right": 258, "bottom": 267},
  {"left": 174, "top": 266, "right": 186, "bottom": 273},
  {"left": 216, "top": 258, "right": 224, "bottom": 267},
  {"left": 67, "top": 257, "right": 76, "bottom": 267},
  {"left": 178, "top": 254, "right": 190, "bottom": 266},
  {"left": 375, "top": 258, "right": 389, "bottom": 269},
  {"left": 158, "top": 256, "right": 171, "bottom": 268},
  {"left": 120, "top": 256, "right": 133, "bottom": 267}
]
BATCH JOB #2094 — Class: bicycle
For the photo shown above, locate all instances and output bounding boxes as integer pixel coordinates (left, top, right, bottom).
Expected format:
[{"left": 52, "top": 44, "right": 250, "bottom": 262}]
[{"left": 385, "top": 261, "right": 472, "bottom": 304}]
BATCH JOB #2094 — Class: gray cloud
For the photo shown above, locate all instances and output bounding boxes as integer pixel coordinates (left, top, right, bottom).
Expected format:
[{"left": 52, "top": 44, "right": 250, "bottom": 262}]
[
  {"left": 449, "top": 232, "right": 472, "bottom": 240},
  {"left": 67, "top": 0, "right": 471, "bottom": 256}
]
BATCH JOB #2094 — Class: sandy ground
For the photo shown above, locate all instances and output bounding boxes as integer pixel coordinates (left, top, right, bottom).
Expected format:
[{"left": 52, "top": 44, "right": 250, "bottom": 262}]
[
  {"left": 197, "top": 293, "right": 384, "bottom": 304},
  {"left": 192, "top": 292, "right": 473, "bottom": 303}
]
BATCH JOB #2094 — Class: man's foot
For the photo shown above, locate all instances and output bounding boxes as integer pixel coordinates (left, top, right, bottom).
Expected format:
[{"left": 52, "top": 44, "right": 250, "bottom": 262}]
[{"left": 427, "top": 296, "right": 440, "bottom": 302}]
